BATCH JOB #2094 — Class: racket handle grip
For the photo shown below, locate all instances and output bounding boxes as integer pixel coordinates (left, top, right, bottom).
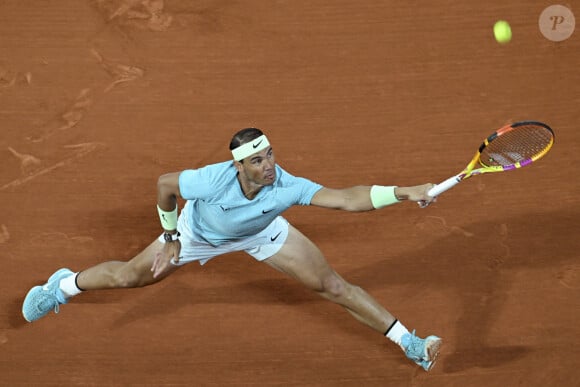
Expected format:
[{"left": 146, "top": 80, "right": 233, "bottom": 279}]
[{"left": 428, "top": 174, "right": 462, "bottom": 197}]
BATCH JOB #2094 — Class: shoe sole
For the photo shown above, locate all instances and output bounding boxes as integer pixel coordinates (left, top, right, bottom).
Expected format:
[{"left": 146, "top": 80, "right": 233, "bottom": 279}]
[{"left": 424, "top": 337, "right": 443, "bottom": 371}]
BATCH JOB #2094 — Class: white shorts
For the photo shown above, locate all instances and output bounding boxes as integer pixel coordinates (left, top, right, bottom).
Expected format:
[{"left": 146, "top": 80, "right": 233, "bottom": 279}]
[{"left": 157, "top": 215, "right": 290, "bottom": 266}]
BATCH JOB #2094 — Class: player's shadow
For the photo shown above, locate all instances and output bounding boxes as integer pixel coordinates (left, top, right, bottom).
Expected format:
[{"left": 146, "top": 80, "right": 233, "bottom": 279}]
[
  {"left": 6, "top": 297, "right": 29, "bottom": 329},
  {"left": 100, "top": 208, "right": 576, "bottom": 373},
  {"left": 339, "top": 208, "right": 578, "bottom": 373}
]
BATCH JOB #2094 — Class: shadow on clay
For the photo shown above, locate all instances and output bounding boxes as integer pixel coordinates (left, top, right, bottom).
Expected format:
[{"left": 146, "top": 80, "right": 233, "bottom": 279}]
[{"left": 25, "top": 208, "right": 576, "bottom": 373}]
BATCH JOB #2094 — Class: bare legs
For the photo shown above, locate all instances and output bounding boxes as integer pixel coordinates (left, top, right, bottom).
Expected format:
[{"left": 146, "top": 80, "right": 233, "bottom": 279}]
[
  {"left": 74, "top": 227, "right": 394, "bottom": 334},
  {"left": 264, "top": 224, "right": 395, "bottom": 334},
  {"left": 76, "top": 239, "right": 180, "bottom": 290}
]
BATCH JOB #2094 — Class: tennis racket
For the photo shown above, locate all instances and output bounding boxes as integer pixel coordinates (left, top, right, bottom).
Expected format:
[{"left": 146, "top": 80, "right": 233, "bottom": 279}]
[{"left": 426, "top": 121, "right": 555, "bottom": 200}]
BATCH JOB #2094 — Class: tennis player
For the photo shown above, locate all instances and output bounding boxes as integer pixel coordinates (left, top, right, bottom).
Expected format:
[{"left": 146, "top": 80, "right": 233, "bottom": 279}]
[{"left": 22, "top": 128, "right": 442, "bottom": 371}]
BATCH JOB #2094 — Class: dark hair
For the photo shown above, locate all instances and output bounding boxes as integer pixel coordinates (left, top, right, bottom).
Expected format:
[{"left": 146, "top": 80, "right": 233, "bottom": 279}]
[{"left": 229, "top": 127, "right": 264, "bottom": 151}]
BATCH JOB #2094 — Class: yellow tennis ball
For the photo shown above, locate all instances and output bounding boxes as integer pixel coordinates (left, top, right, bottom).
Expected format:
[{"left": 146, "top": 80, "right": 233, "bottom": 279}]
[{"left": 494, "top": 20, "right": 512, "bottom": 44}]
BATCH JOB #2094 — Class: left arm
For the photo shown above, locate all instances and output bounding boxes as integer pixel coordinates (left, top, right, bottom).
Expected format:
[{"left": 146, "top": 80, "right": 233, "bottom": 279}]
[{"left": 310, "top": 184, "right": 435, "bottom": 211}]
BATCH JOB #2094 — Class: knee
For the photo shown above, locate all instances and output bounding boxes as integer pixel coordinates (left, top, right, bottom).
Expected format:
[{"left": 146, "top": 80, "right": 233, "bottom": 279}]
[{"left": 319, "top": 274, "right": 350, "bottom": 299}]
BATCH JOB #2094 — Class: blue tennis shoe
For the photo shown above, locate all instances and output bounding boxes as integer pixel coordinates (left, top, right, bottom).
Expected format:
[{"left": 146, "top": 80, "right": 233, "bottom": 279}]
[
  {"left": 402, "top": 330, "right": 442, "bottom": 371},
  {"left": 22, "top": 268, "right": 73, "bottom": 322}
]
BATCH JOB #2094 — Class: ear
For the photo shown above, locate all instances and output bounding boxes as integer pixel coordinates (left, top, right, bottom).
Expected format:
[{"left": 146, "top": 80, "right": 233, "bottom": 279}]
[{"left": 233, "top": 160, "right": 244, "bottom": 172}]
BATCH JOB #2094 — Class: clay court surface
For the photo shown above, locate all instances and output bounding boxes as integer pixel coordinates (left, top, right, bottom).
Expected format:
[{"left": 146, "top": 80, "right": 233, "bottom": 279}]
[{"left": 1, "top": 1, "right": 579, "bottom": 386}]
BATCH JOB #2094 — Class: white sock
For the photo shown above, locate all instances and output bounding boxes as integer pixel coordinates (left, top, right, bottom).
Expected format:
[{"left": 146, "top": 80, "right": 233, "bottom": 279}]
[
  {"left": 59, "top": 273, "right": 83, "bottom": 298},
  {"left": 385, "top": 320, "right": 410, "bottom": 350}
]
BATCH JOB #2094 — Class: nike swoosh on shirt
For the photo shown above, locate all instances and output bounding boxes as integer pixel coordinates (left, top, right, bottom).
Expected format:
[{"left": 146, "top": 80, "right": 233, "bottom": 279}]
[
  {"left": 270, "top": 231, "right": 282, "bottom": 242},
  {"left": 252, "top": 140, "right": 263, "bottom": 149},
  {"left": 262, "top": 209, "right": 273, "bottom": 214}
]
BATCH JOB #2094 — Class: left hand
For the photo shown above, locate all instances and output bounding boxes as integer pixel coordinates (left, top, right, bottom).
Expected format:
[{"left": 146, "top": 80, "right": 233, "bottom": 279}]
[{"left": 151, "top": 240, "right": 181, "bottom": 278}]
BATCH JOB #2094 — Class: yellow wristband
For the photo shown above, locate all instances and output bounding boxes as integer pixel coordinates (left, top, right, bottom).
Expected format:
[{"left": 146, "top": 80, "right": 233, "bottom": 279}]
[
  {"left": 157, "top": 205, "right": 178, "bottom": 230},
  {"left": 370, "top": 185, "right": 400, "bottom": 209}
]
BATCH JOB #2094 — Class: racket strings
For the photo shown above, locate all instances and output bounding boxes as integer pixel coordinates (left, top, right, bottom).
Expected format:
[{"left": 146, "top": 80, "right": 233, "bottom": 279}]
[{"left": 481, "top": 125, "right": 553, "bottom": 167}]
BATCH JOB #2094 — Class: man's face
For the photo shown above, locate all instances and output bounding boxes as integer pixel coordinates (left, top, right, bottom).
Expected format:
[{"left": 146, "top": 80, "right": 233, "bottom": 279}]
[{"left": 236, "top": 146, "right": 276, "bottom": 186}]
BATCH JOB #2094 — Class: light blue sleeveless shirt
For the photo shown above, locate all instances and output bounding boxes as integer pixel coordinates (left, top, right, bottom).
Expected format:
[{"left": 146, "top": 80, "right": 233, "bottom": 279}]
[{"left": 178, "top": 161, "right": 323, "bottom": 246}]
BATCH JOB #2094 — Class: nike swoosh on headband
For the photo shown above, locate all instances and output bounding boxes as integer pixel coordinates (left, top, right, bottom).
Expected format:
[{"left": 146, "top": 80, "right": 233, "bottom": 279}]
[{"left": 231, "top": 135, "right": 270, "bottom": 160}]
